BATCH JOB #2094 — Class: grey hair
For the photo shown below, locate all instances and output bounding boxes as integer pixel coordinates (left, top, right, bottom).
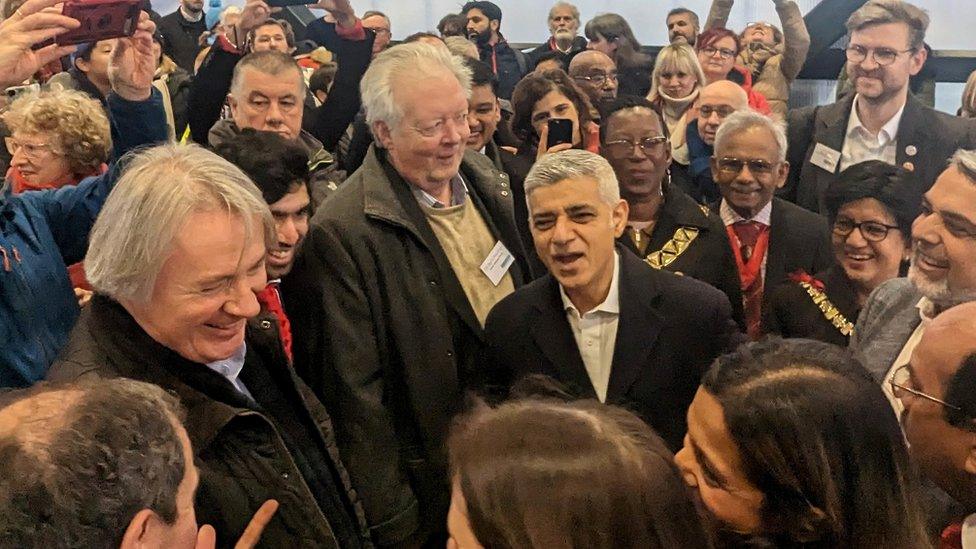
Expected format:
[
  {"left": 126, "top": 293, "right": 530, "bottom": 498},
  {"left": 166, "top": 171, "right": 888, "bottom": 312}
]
[
  {"left": 714, "top": 110, "right": 788, "bottom": 162},
  {"left": 846, "top": 0, "right": 929, "bottom": 50},
  {"left": 230, "top": 50, "right": 306, "bottom": 98},
  {"left": 445, "top": 35, "right": 480, "bottom": 59},
  {"left": 950, "top": 149, "right": 976, "bottom": 184},
  {"left": 961, "top": 70, "right": 976, "bottom": 118},
  {"left": 667, "top": 7, "right": 700, "bottom": 29},
  {"left": 0, "top": 378, "right": 187, "bottom": 548},
  {"left": 360, "top": 42, "right": 472, "bottom": 134},
  {"left": 524, "top": 149, "right": 620, "bottom": 208},
  {"left": 549, "top": 1, "right": 580, "bottom": 22},
  {"left": 85, "top": 144, "right": 275, "bottom": 303},
  {"left": 648, "top": 43, "right": 706, "bottom": 101}
]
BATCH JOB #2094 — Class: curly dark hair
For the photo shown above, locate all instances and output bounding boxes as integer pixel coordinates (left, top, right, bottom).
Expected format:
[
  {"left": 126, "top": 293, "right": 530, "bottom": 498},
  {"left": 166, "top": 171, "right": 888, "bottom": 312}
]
[
  {"left": 509, "top": 69, "right": 594, "bottom": 154},
  {"left": 214, "top": 128, "right": 310, "bottom": 205},
  {"left": 0, "top": 379, "right": 188, "bottom": 548}
]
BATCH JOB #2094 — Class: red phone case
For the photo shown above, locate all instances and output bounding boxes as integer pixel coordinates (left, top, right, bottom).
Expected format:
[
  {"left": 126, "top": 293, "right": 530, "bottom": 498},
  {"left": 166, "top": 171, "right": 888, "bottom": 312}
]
[{"left": 56, "top": 0, "right": 143, "bottom": 46}]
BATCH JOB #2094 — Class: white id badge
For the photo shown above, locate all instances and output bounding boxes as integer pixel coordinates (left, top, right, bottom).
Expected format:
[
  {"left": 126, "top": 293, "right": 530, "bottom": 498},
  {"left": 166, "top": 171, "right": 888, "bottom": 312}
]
[{"left": 480, "top": 241, "right": 514, "bottom": 286}]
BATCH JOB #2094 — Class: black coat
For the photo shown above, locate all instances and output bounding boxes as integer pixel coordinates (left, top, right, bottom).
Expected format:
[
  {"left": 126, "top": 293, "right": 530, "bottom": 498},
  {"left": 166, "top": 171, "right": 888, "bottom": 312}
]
[
  {"left": 484, "top": 140, "right": 545, "bottom": 278},
  {"left": 616, "top": 53, "right": 655, "bottom": 98},
  {"left": 525, "top": 36, "right": 588, "bottom": 69},
  {"left": 158, "top": 9, "right": 207, "bottom": 72},
  {"left": 763, "top": 265, "right": 858, "bottom": 347},
  {"left": 46, "top": 296, "right": 371, "bottom": 549},
  {"left": 784, "top": 92, "right": 976, "bottom": 213},
  {"left": 483, "top": 246, "right": 742, "bottom": 450},
  {"left": 475, "top": 38, "right": 528, "bottom": 100},
  {"left": 618, "top": 184, "right": 744, "bottom": 329},
  {"left": 283, "top": 146, "right": 531, "bottom": 547}
]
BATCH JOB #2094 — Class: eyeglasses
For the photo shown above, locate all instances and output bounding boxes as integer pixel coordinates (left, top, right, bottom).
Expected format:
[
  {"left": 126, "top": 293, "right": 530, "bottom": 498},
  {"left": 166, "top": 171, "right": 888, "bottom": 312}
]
[
  {"left": 573, "top": 72, "right": 618, "bottom": 86},
  {"left": 604, "top": 136, "right": 668, "bottom": 156},
  {"left": 698, "top": 105, "right": 736, "bottom": 119},
  {"left": 4, "top": 137, "right": 60, "bottom": 160},
  {"left": 413, "top": 112, "right": 468, "bottom": 138},
  {"left": 715, "top": 157, "right": 777, "bottom": 176},
  {"left": 745, "top": 21, "right": 774, "bottom": 30},
  {"left": 845, "top": 44, "right": 915, "bottom": 67},
  {"left": 832, "top": 217, "right": 900, "bottom": 242},
  {"left": 889, "top": 363, "right": 961, "bottom": 411},
  {"left": 366, "top": 27, "right": 391, "bottom": 37},
  {"left": 700, "top": 46, "right": 736, "bottom": 59}
]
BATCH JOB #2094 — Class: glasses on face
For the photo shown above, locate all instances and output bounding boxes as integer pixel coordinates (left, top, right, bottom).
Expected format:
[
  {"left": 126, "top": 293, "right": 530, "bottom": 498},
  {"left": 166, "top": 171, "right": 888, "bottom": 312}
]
[
  {"left": 5, "top": 137, "right": 60, "bottom": 160},
  {"left": 367, "top": 27, "right": 391, "bottom": 36},
  {"left": 889, "top": 363, "right": 961, "bottom": 411},
  {"left": 832, "top": 217, "right": 900, "bottom": 242},
  {"left": 604, "top": 136, "right": 668, "bottom": 156},
  {"left": 413, "top": 112, "right": 468, "bottom": 138},
  {"left": 845, "top": 44, "right": 915, "bottom": 67},
  {"left": 573, "top": 72, "right": 618, "bottom": 86},
  {"left": 715, "top": 157, "right": 776, "bottom": 176},
  {"left": 699, "top": 105, "right": 736, "bottom": 119},
  {"left": 701, "top": 46, "right": 736, "bottom": 59},
  {"left": 745, "top": 21, "right": 774, "bottom": 31}
]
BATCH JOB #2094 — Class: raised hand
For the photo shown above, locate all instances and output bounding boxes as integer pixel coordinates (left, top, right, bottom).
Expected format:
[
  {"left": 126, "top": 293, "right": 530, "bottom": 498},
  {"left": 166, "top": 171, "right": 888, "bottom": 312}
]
[
  {"left": 535, "top": 121, "right": 576, "bottom": 162},
  {"left": 0, "top": 0, "right": 80, "bottom": 88},
  {"left": 108, "top": 11, "right": 157, "bottom": 101},
  {"left": 195, "top": 499, "right": 280, "bottom": 549},
  {"left": 235, "top": 0, "right": 273, "bottom": 39}
]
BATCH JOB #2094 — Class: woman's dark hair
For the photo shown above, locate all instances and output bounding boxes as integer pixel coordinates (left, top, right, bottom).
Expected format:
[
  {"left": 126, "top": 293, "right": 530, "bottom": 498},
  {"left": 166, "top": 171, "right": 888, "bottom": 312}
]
[
  {"left": 509, "top": 69, "right": 594, "bottom": 153},
  {"left": 824, "top": 160, "right": 921, "bottom": 237},
  {"left": 449, "top": 398, "right": 713, "bottom": 549},
  {"left": 214, "top": 128, "right": 309, "bottom": 205},
  {"left": 584, "top": 13, "right": 641, "bottom": 60},
  {"left": 598, "top": 95, "right": 670, "bottom": 143},
  {"left": 701, "top": 338, "right": 929, "bottom": 548},
  {"left": 696, "top": 27, "right": 740, "bottom": 57},
  {"left": 438, "top": 13, "right": 468, "bottom": 37}
]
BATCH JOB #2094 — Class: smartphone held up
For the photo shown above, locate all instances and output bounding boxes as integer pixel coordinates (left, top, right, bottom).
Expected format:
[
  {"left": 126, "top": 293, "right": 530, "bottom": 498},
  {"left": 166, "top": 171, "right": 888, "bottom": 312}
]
[{"left": 54, "top": 0, "right": 144, "bottom": 46}]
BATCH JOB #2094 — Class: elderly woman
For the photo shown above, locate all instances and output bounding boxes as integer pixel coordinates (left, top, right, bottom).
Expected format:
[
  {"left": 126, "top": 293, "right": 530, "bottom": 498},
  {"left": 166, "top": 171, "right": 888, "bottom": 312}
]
[
  {"left": 3, "top": 89, "right": 111, "bottom": 193},
  {"left": 647, "top": 44, "right": 706, "bottom": 170},
  {"left": 448, "top": 398, "right": 712, "bottom": 549},
  {"left": 704, "top": 0, "right": 810, "bottom": 118},
  {"left": 695, "top": 27, "right": 771, "bottom": 115},
  {"left": 677, "top": 338, "right": 930, "bottom": 548},
  {"left": 600, "top": 96, "right": 744, "bottom": 329},
  {"left": 763, "top": 161, "right": 918, "bottom": 345}
]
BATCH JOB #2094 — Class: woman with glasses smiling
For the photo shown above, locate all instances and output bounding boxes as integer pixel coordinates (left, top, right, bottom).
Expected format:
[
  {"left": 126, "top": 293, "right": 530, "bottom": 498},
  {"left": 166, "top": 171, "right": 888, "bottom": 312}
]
[
  {"left": 694, "top": 27, "right": 771, "bottom": 116},
  {"left": 764, "top": 160, "right": 919, "bottom": 345}
]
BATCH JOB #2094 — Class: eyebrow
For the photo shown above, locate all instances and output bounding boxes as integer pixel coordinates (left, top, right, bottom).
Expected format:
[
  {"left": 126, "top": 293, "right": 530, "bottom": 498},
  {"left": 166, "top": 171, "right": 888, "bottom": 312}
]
[
  {"left": 198, "top": 255, "right": 265, "bottom": 286},
  {"left": 941, "top": 209, "right": 976, "bottom": 230},
  {"left": 689, "top": 436, "right": 729, "bottom": 488}
]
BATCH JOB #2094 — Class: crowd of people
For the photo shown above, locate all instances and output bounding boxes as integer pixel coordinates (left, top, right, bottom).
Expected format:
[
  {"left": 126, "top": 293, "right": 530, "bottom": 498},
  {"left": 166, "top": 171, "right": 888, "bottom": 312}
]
[{"left": 2, "top": 0, "right": 976, "bottom": 546}]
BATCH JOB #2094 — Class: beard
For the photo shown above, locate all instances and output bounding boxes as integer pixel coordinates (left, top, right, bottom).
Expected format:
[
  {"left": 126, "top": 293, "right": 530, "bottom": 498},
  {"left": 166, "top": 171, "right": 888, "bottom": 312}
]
[
  {"left": 908, "top": 261, "right": 976, "bottom": 315},
  {"left": 468, "top": 27, "right": 492, "bottom": 45}
]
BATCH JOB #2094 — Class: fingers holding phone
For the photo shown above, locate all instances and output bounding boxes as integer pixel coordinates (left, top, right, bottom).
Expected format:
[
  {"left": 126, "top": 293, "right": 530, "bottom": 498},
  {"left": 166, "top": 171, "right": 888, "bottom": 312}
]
[
  {"left": 536, "top": 118, "right": 576, "bottom": 161},
  {"left": 0, "top": 0, "right": 80, "bottom": 88},
  {"left": 109, "top": 10, "right": 156, "bottom": 100}
]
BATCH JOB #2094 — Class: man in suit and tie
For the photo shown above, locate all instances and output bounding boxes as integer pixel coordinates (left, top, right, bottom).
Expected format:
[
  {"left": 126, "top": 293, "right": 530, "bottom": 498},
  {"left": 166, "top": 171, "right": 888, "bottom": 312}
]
[
  {"left": 483, "top": 149, "right": 741, "bottom": 450},
  {"left": 784, "top": 0, "right": 976, "bottom": 214},
  {"left": 712, "top": 110, "right": 832, "bottom": 339}
]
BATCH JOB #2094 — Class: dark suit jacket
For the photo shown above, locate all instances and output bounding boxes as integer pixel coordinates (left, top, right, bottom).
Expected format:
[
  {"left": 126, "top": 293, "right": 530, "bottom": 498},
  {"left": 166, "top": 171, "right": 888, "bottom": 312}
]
[
  {"left": 763, "top": 265, "right": 859, "bottom": 347},
  {"left": 483, "top": 246, "right": 742, "bottom": 450},
  {"left": 784, "top": 92, "right": 976, "bottom": 213},
  {"left": 764, "top": 198, "right": 834, "bottom": 292},
  {"left": 484, "top": 141, "right": 544, "bottom": 278}
]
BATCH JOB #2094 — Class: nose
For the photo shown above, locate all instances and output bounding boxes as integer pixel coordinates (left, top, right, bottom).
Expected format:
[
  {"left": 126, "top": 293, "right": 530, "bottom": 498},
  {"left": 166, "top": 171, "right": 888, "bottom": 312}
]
[
  {"left": 673, "top": 443, "right": 699, "bottom": 488},
  {"left": 277, "top": 217, "right": 299, "bottom": 246},
  {"left": 225, "top": 276, "right": 263, "bottom": 319},
  {"left": 706, "top": 111, "right": 722, "bottom": 127},
  {"left": 266, "top": 101, "right": 284, "bottom": 124},
  {"left": 911, "top": 211, "right": 940, "bottom": 246},
  {"left": 604, "top": 77, "right": 617, "bottom": 91},
  {"left": 551, "top": 216, "right": 575, "bottom": 245},
  {"left": 845, "top": 224, "right": 869, "bottom": 247},
  {"left": 10, "top": 147, "right": 28, "bottom": 167},
  {"left": 466, "top": 110, "right": 479, "bottom": 130},
  {"left": 586, "top": 40, "right": 597, "bottom": 50}
]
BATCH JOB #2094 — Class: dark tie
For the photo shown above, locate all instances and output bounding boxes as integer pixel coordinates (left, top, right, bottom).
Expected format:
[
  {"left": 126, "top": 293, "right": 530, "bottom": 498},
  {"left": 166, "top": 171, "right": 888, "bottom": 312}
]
[{"left": 733, "top": 220, "right": 766, "bottom": 339}]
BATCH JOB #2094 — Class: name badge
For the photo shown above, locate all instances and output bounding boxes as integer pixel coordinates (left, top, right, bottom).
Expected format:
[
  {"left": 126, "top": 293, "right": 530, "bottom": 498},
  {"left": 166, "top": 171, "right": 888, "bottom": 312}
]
[
  {"left": 480, "top": 241, "right": 514, "bottom": 286},
  {"left": 810, "top": 142, "right": 841, "bottom": 173}
]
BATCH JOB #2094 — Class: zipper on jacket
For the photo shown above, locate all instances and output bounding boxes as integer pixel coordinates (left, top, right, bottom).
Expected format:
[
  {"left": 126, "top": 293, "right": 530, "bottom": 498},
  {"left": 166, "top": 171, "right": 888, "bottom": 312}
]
[
  {"left": 12, "top": 246, "right": 21, "bottom": 263},
  {"left": 0, "top": 245, "right": 10, "bottom": 272}
]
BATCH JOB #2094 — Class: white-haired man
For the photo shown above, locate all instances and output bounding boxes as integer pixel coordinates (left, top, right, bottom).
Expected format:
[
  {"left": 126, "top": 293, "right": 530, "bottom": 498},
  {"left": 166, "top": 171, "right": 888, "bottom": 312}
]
[
  {"left": 283, "top": 42, "right": 533, "bottom": 546},
  {"left": 526, "top": 1, "right": 587, "bottom": 70},
  {"left": 785, "top": 0, "right": 976, "bottom": 213},
  {"left": 483, "top": 150, "right": 740, "bottom": 451},
  {"left": 711, "top": 110, "right": 831, "bottom": 339},
  {"left": 46, "top": 145, "right": 371, "bottom": 548}
]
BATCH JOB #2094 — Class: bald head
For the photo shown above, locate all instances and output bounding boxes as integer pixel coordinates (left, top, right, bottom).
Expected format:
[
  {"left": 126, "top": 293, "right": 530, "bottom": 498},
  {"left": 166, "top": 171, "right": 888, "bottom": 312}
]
[
  {"left": 917, "top": 302, "right": 976, "bottom": 371},
  {"left": 697, "top": 80, "right": 749, "bottom": 145},
  {"left": 568, "top": 50, "right": 618, "bottom": 105}
]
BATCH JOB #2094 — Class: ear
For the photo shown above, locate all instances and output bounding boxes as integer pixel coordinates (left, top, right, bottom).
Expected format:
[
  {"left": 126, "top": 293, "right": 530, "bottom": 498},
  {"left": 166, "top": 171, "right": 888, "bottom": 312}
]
[
  {"left": 709, "top": 156, "right": 720, "bottom": 180},
  {"left": 611, "top": 199, "right": 629, "bottom": 237},
  {"left": 775, "top": 160, "right": 790, "bottom": 189},
  {"left": 74, "top": 57, "right": 90, "bottom": 73},
  {"left": 908, "top": 45, "right": 928, "bottom": 77},
  {"left": 373, "top": 120, "right": 394, "bottom": 150},
  {"left": 964, "top": 432, "right": 976, "bottom": 476},
  {"left": 492, "top": 99, "right": 502, "bottom": 123},
  {"left": 119, "top": 509, "right": 157, "bottom": 549},
  {"left": 490, "top": 20, "right": 500, "bottom": 33}
]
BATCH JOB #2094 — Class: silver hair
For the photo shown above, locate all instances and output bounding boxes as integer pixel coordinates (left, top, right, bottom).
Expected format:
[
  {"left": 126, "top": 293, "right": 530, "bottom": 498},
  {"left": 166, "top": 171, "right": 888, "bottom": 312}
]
[
  {"left": 846, "top": 0, "right": 929, "bottom": 50},
  {"left": 230, "top": 50, "right": 306, "bottom": 99},
  {"left": 549, "top": 1, "right": 580, "bottom": 22},
  {"left": 648, "top": 43, "right": 706, "bottom": 101},
  {"left": 444, "top": 36, "right": 480, "bottom": 60},
  {"left": 950, "top": 149, "right": 976, "bottom": 183},
  {"left": 524, "top": 149, "right": 620, "bottom": 208},
  {"left": 85, "top": 144, "right": 275, "bottom": 303},
  {"left": 360, "top": 42, "right": 472, "bottom": 134},
  {"left": 713, "top": 110, "right": 788, "bottom": 162}
]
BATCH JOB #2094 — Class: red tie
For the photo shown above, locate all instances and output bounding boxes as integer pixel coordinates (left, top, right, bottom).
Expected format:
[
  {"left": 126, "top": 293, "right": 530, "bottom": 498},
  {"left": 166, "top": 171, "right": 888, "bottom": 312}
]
[
  {"left": 941, "top": 521, "right": 963, "bottom": 549},
  {"left": 732, "top": 221, "right": 767, "bottom": 339},
  {"left": 256, "top": 282, "right": 293, "bottom": 363}
]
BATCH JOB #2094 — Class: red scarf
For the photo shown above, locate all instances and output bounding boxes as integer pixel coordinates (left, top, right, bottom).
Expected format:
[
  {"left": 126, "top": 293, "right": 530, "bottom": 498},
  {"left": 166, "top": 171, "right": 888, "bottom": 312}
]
[
  {"left": 256, "top": 282, "right": 293, "bottom": 363},
  {"left": 7, "top": 164, "right": 106, "bottom": 194}
]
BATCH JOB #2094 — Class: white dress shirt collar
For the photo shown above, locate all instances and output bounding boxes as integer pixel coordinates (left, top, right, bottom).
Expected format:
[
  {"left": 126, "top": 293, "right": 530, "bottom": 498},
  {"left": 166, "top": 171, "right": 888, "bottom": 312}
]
[
  {"left": 848, "top": 94, "right": 906, "bottom": 147},
  {"left": 559, "top": 250, "right": 621, "bottom": 316},
  {"left": 206, "top": 343, "right": 251, "bottom": 398},
  {"left": 720, "top": 199, "right": 773, "bottom": 227}
]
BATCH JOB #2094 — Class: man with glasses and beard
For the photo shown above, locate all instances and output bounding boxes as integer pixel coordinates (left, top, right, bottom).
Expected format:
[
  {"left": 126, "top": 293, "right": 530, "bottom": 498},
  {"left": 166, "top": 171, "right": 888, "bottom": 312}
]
[{"left": 785, "top": 0, "right": 976, "bottom": 214}]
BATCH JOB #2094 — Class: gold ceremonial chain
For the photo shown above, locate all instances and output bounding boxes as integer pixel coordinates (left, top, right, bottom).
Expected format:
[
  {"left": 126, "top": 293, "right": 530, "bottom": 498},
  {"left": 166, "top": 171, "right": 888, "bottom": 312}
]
[
  {"left": 645, "top": 227, "right": 700, "bottom": 270},
  {"left": 797, "top": 281, "right": 854, "bottom": 336}
]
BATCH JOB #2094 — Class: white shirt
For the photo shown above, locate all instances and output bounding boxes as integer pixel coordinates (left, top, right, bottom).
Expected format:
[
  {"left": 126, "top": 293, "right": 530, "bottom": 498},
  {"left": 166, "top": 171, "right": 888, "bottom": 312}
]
[
  {"left": 963, "top": 513, "right": 976, "bottom": 549},
  {"left": 720, "top": 199, "right": 772, "bottom": 281},
  {"left": 206, "top": 343, "right": 253, "bottom": 400},
  {"left": 559, "top": 251, "right": 621, "bottom": 403},
  {"left": 882, "top": 297, "right": 935, "bottom": 418},
  {"left": 839, "top": 95, "right": 905, "bottom": 171}
]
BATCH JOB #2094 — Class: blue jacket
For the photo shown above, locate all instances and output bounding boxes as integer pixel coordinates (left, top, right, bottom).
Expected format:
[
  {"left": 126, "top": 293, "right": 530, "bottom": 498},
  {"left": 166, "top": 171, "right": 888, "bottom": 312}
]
[{"left": 0, "top": 89, "right": 167, "bottom": 387}]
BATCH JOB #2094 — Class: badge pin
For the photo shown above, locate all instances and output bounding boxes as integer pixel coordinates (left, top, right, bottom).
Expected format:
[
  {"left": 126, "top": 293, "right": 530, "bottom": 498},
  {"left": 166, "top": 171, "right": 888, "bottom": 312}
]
[
  {"left": 905, "top": 145, "right": 917, "bottom": 157},
  {"left": 903, "top": 161, "right": 915, "bottom": 172}
]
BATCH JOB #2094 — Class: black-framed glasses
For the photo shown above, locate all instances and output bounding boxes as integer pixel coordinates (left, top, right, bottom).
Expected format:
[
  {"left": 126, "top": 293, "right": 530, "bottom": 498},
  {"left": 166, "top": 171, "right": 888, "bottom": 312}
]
[
  {"left": 604, "top": 136, "right": 668, "bottom": 156},
  {"left": 573, "top": 72, "right": 618, "bottom": 86},
  {"left": 889, "top": 363, "right": 961, "bottom": 411},
  {"left": 715, "top": 157, "right": 776, "bottom": 176},
  {"left": 699, "top": 105, "right": 736, "bottom": 119},
  {"left": 832, "top": 218, "right": 900, "bottom": 242},
  {"left": 845, "top": 44, "right": 916, "bottom": 67},
  {"left": 700, "top": 46, "right": 736, "bottom": 59}
]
